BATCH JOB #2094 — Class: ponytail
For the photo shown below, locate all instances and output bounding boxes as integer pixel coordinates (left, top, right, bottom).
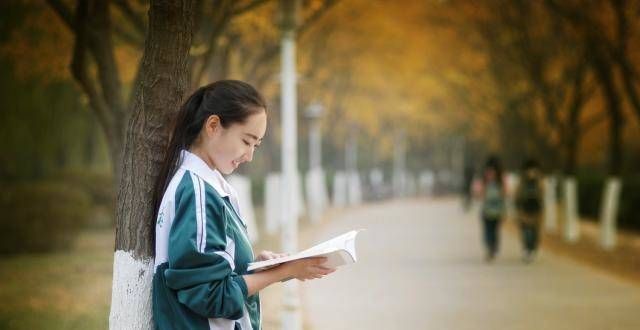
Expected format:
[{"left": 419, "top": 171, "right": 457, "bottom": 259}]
[{"left": 151, "top": 88, "right": 206, "bottom": 227}]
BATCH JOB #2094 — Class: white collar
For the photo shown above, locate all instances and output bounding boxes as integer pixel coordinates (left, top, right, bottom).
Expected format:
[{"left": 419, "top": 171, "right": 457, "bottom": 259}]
[{"left": 179, "top": 150, "right": 234, "bottom": 199}]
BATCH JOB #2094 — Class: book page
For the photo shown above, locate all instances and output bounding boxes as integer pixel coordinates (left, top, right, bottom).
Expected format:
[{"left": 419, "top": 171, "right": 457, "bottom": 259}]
[{"left": 247, "top": 229, "right": 363, "bottom": 272}]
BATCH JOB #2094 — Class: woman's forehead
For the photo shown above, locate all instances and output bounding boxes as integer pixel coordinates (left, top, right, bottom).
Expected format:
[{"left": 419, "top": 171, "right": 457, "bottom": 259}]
[{"left": 231, "top": 112, "right": 266, "bottom": 139}]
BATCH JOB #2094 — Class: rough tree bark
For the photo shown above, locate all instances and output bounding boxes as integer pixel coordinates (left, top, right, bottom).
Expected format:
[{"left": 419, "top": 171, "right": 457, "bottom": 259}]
[{"left": 109, "top": 1, "right": 195, "bottom": 329}]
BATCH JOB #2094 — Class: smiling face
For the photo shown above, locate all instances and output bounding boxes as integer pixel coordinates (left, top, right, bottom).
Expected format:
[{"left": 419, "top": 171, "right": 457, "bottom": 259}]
[{"left": 190, "top": 110, "right": 267, "bottom": 175}]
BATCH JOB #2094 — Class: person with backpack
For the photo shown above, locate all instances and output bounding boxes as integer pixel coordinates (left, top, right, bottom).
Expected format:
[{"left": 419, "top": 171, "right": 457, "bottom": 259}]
[
  {"left": 515, "top": 159, "right": 543, "bottom": 263},
  {"left": 479, "top": 155, "right": 506, "bottom": 262}
]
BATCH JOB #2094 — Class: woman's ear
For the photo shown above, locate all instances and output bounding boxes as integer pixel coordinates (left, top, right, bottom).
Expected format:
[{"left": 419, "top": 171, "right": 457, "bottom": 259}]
[{"left": 204, "top": 115, "right": 221, "bottom": 136}]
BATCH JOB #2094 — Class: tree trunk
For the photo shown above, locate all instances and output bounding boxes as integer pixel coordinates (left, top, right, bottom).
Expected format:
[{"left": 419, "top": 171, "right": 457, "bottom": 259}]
[
  {"left": 592, "top": 46, "right": 624, "bottom": 176},
  {"left": 564, "top": 119, "right": 579, "bottom": 175},
  {"left": 563, "top": 68, "right": 585, "bottom": 176},
  {"left": 109, "top": 1, "right": 195, "bottom": 329}
]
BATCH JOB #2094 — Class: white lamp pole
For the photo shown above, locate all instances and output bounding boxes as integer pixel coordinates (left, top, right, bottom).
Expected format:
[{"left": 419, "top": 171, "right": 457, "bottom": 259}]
[
  {"left": 306, "top": 103, "right": 324, "bottom": 171},
  {"left": 280, "top": 0, "right": 301, "bottom": 329},
  {"left": 306, "top": 103, "right": 325, "bottom": 223}
]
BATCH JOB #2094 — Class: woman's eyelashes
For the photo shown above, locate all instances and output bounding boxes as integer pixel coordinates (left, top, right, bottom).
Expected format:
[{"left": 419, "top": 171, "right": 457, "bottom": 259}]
[{"left": 243, "top": 140, "right": 260, "bottom": 149}]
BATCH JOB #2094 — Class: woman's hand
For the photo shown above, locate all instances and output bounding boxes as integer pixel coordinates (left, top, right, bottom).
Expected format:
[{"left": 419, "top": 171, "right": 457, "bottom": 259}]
[
  {"left": 255, "top": 250, "right": 288, "bottom": 262},
  {"left": 279, "top": 257, "right": 336, "bottom": 281},
  {"left": 242, "top": 256, "right": 336, "bottom": 296}
]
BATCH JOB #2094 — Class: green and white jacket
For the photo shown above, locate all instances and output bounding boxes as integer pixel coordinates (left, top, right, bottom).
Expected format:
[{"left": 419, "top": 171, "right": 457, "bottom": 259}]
[{"left": 153, "top": 150, "right": 261, "bottom": 330}]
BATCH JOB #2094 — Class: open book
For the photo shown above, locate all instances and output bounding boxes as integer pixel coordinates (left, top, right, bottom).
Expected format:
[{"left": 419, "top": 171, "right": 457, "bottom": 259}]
[{"left": 247, "top": 229, "right": 364, "bottom": 272}]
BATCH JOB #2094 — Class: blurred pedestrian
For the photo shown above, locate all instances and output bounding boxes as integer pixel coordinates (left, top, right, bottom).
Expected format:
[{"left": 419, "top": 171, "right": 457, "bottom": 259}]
[
  {"left": 515, "top": 159, "right": 543, "bottom": 263},
  {"left": 478, "top": 155, "right": 505, "bottom": 262}
]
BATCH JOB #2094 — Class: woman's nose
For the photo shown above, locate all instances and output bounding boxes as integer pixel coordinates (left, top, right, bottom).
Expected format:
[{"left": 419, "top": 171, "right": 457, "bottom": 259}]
[{"left": 245, "top": 148, "right": 254, "bottom": 162}]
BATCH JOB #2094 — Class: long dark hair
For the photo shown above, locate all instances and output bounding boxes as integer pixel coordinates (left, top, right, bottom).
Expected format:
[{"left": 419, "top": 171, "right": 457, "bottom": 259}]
[{"left": 152, "top": 80, "right": 266, "bottom": 232}]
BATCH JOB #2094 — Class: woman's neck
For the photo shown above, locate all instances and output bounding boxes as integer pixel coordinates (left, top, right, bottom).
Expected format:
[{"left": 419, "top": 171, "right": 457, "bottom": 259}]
[{"left": 188, "top": 146, "right": 217, "bottom": 171}]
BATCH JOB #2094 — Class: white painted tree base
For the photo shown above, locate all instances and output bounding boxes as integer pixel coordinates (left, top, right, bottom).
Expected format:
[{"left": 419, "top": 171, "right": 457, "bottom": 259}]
[
  {"left": 543, "top": 176, "right": 558, "bottom": 232},
  {"left": 563, "top": 178, "right": 580, "bottom": 243},
  {"left": 332, "top": 171, "right": 348, "bottom": 207},
  {"left": 347, "top": 171, "right": 362, "bottom": 206},
  {"left": 599, "top": 177, "right": 622, "bottom": 249},
  {"left": 109, "top": 250, "right": 155, "bottom": 330},
  {"left": 305, "top": 168, "right": 328, "bottom": 224}
]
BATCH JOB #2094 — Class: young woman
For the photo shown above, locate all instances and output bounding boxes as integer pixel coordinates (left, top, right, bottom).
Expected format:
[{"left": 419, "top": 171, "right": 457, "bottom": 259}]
[
  {"left": 151, "top": 80, "right": 335, "bottom": 330},
  {"left": 479, "top": 155, "right": 505, "bottom": 262}
]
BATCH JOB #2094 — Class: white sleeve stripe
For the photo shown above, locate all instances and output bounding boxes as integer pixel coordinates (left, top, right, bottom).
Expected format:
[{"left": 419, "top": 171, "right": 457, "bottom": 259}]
[
  {"left": 214, "top": 236, "right": 236, "bottom": 271},
  {"left": 198, "top": 177, "right": 207, "bottom": 253},
  {"left": 190, "top": 173, "right": 206, "bottom": 253},
  {"left": 190, "top": 173, "right": 201, "bottom": 253}
]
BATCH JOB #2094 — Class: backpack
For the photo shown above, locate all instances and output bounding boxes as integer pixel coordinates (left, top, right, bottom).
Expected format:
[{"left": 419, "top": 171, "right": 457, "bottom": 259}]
[
  {"left": 482, "top": 182, "right": 504, "bottom": 218},
  {"left": 517, "top": 178, "right": 541, "bottom": 214}
]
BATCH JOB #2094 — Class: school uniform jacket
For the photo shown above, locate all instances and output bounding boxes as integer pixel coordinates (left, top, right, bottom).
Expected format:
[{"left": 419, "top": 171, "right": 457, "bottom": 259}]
[{"left": 153, "top": 150, "right": 261, "bottom": 330}]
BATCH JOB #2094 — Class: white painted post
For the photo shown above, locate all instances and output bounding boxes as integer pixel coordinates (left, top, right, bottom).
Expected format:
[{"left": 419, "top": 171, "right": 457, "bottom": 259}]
[
  {"left": 543, "top": 176, "right": 558, "bottom": 232},
  {"left": 344, "top": 127, "right": 362, "bottom": 206},
  {"left": 228, "top": 175, "right": 259, "bottom": 243},
  {"left": 305, "top": 168, "right": 327, "bottom": 223},
  {"left": 347, "top": 171, "right": 362, "bottom": 205},
  {"left": 563, "top": 177, "right": 580, "bottom": 242},
  {"left": 599, "top": 177, "right": 622, "bottom": 249},
  {"left": 369, "top": 167, "right": 384, "bottom": 199},
  {"left": 332, "top": 171, "right": 348, "bottom": 207},
  {"left": 280, "top": 0, "right": 301, "bottom": 328},
  {"left": 419, "top": 170, "right": 435, "bottom": 197},
  {"left": 265, "top": 173, "right": 282, "bottom": 235}
]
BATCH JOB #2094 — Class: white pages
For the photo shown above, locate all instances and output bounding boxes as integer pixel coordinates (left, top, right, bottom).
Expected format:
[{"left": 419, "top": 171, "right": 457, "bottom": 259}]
[{"left": 247, "top": 229, "right": 364, "bottom": 272}]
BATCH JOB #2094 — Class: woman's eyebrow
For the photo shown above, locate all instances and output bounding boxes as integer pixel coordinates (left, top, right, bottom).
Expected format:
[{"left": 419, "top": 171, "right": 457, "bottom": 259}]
[{"left": 244, "top": 133, "right": 263, "bottom": 141}]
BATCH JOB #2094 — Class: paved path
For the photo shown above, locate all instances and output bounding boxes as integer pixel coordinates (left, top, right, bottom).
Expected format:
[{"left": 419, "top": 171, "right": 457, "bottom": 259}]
[{"left": 301, "top": 198, "right": 640, "bottom": 330}]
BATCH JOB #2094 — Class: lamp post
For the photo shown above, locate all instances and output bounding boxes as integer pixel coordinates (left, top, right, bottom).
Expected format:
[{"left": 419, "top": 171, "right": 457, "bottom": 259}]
[
  {"left": 279, "top": 0, "right": 301, "bottom": 329},
  {"left": 305, "top": 102, "right": 325, "bottom": 223},
  {"left": 306, "top": 103, "right": 324, "bottom": 171}
]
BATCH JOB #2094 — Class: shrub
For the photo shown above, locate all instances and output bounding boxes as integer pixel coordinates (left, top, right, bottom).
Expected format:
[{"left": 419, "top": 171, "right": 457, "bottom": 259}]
[
  {"left": 0, "top": 181, "right": 91, "bottom": 253},
  {"left": 51, "top": 170, "right": 115, "bottom": 209}
]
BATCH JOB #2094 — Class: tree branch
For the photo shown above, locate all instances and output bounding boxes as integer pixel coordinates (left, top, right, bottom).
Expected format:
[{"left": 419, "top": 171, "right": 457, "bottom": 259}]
[
  {"left": 46, "top": 0, "right": 75, "bottom": 30},
  {"left": 47, "top": 0, "right": 143, "bottom": 47},
  {"left": 87, "top": 0, "right": 126, "bottom": 120},
  {"left": 191, "top": 1, "right": 234, "bottom": 88},
  {"left": 70, "top": 0, "right": 115, "bottom": 144},
  {"left": 298, "top": 0, "right": 339, "bottom": 36},
  {"left": 191, "top": 0, "right": 273, "bottom": 88},
  {"left": 112, "top": 0, "right": 146, "bottom": 36},
  {"left": 231, "top": 0, "right": 272, "bottom": 16}
]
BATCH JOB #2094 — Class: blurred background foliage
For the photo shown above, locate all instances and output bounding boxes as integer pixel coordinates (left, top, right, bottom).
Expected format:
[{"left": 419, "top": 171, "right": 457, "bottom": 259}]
[{"left": 0, "top": 0, "right": 639, "bottom": 250}]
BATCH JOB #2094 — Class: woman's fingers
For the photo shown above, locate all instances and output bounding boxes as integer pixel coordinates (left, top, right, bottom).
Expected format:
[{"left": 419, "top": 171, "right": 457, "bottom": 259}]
[
  {"left": 286, "top": 257, "right": 336, "bottom": 281},
  {"left": 312, "top": 266, "right": 335, "bottom": 275}
]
